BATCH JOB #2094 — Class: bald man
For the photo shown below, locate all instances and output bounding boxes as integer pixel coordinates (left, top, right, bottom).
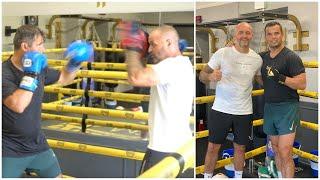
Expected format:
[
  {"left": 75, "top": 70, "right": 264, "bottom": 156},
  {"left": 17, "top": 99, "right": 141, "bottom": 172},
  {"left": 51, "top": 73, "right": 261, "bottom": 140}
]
[
  {"left": 199, "top": 22, "right": 262, "bottom": 178},
  {"left": 119, "top": 24, "right": 194, "bottom": 175}
]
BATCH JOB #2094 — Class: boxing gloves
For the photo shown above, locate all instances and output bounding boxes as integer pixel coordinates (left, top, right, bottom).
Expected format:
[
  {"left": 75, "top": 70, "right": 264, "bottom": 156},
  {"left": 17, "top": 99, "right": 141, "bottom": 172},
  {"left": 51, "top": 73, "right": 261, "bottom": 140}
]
[
  {"left": 266, "top": 66, "right": 286, "bottom": 84},
  {"left": 178, "top": 39, "right": 188, "bottom": 52},
  {"left": 118, "top": 21, "right": 190, "bottom": 57},
  {"left": 64, "top": 40, "right": 93, "bottom": 73},
  {"left": 117, "top": 21, "right": 149, "bottom": 58},
  {"left": 19, "top": 51, "right": 47, "bottom": 92}
]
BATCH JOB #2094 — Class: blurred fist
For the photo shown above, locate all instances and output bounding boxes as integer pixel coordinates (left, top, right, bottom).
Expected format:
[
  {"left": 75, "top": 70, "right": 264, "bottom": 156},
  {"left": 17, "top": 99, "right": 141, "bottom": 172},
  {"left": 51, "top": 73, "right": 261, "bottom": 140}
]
[
  {"left": 64, "top": 40, "right": 94, "bottom": 73},
  {"left": 117, "top": 21, "right": 149, "bottom": 58}
]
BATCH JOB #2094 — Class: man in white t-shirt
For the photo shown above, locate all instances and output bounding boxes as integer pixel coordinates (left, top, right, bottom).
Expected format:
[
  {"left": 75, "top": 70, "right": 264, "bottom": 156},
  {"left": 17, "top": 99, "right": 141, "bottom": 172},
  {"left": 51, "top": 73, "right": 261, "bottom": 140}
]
[
  {"left": 118, "top": 22, "right": 194, "bottom": 175},
  {"left": 199, "top": 22, "right": 263, "bottom": 178}
]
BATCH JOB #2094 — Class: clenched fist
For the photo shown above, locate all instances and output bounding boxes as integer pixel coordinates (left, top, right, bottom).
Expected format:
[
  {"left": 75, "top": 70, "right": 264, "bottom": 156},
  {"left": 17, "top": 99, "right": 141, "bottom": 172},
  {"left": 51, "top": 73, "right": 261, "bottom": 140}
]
[{"left": 210, "top": 68, "right": 222, "bottom": 81}]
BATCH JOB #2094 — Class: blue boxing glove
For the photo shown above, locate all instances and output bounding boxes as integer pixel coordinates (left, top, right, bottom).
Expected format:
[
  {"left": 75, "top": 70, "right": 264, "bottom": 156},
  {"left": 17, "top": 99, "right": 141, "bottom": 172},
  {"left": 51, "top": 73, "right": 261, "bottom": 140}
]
[
  {"left": 19, "top": 51, "right": 47, "bottom": 92},
  {"left": 179, "top": 39, "right": 188, "bottom": 52},
  {"left": 64, "top": 40, "right": 94, "bottom": 73}
]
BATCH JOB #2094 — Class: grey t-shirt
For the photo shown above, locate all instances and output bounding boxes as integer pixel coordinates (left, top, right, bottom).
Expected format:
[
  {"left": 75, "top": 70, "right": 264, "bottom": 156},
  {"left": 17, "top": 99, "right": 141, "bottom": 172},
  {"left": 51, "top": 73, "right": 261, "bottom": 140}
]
[{"left": 2, "top": 58, "right": 60, "bottom": 157}]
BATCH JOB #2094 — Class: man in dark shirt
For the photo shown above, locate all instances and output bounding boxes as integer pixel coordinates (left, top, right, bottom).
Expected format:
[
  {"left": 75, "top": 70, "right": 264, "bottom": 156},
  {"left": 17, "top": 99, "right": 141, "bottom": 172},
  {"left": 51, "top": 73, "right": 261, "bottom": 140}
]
[
  {"left": 2, "top": 25, "right": 92, "bottom": 177},
  {"left": 258, "top": 21, "right": 306, "bottom": 178}
]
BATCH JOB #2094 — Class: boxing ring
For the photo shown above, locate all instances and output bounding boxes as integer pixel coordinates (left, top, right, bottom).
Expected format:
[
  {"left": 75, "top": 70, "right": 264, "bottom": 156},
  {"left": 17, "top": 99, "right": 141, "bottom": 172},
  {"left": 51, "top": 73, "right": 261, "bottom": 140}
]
[
  {"left": 2, "top": 47, "right": 194, "bottom": 59},
  {"left": 195, "top": 62, "right": 318, "bottom": 176},
  {"left": 2, "top": 46, "right": 195, "bottom": 178}
]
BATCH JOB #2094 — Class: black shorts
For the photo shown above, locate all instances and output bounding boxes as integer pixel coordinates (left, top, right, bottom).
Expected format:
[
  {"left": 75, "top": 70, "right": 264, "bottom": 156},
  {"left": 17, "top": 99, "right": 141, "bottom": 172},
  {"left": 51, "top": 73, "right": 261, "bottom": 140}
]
[
  {"left": 139, "top": 148, "right": 172, "bottom": 174},
  {"left": 208, "top": 109, "right": 252, "bottom": 145},
  {"left": 139, "top": 148, "right": 188, "bottom": 177}
]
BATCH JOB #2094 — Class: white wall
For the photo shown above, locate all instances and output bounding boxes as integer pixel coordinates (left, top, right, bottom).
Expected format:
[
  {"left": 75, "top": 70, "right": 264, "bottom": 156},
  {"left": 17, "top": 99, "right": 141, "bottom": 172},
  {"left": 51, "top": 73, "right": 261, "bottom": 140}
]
[
  {"left": 196, "top": 3, "right": 239, "bottom": 23},
  {"left": 2, "top": 5, "right": 193, "bottom": 54},
  {"left": 141, "top": 11, "right": 194, "bottom": 24},
  {"left": 196, "top": 2, "right": 318, "bottom": 103},
  {"left": 2, "top": 15, "right": 60, "bottom": 59},
  {"left": 2, "top": 2, "right": 193, "bottom": 16}
]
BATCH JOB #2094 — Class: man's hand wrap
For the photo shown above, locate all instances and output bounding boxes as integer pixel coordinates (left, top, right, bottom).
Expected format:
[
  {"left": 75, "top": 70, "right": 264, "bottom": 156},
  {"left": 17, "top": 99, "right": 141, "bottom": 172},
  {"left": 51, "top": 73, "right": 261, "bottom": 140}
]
[{"left": 266, "top": 66, "right": 286, "bottom": 84}]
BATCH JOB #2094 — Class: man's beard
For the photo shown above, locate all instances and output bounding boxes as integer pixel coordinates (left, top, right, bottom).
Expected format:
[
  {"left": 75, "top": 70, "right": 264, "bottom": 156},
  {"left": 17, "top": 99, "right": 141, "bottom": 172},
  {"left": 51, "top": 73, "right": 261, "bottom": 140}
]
[
  {"left": 239, "top": 40, "right": 249, "bottom": 48},
  {"left": 148, "top": 54, "right": 160, "bottom": 64},
  {"left": 268, "top": 40, "right": 282, "bottom": 49}
]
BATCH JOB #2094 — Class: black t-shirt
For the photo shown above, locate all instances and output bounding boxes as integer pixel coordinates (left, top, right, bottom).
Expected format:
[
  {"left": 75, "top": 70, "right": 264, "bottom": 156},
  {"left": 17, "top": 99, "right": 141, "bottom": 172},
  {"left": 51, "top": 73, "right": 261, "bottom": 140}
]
[
  {"left": 260, "top": 47, "right": 305, "bottom": 103},
  {"left": 2, "top": 58, "right": 60, "bottom": 157}
]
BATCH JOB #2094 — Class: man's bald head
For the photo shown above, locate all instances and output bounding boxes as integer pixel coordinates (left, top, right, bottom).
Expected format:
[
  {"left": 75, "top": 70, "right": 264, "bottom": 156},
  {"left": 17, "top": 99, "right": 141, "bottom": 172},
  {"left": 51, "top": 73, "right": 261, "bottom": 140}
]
[
  {"left": 151, "top": 25, "right": 180, "bottom": 44},
  {"left": 235, "top": 22, "right": 253, "bottom": 34},
  {"left": 148, "top": 25, "right": 181, "bottom": 63}
]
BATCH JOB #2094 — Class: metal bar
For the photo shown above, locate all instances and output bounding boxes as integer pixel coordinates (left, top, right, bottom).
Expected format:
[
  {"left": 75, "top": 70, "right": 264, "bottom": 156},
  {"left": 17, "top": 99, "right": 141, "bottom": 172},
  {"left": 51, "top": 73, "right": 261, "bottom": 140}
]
[
  {"left": 41, "top": 103, "right": 195, "bottom": 124},
  {"left": 196, "top": 119, "right": 317, "bottom": 139},
  {"left": 2, "top": 48, "right": 194, "bottom": 57},
  {"left": 287, "top": 14, "right": 303, "bottom": 51},
  {"left": 196, "top": 61, "right": 318, "bottom": 70},
  {"left": 138, "top": 139, "right": 194, "bottom": 178},
  {"left": 196, "top": 27, "right": 217, "bottom": 53},
  {"left": 195, "top": 89, "right": 319, "bottom": 104},
  {"left": 76, "top": 70, "right": 128, "bottom": 79},
  {"left": 196, "top": 146, "right": 266, "bottom": 174},
  {"left": 293, "top": 148, "right": 318, "bottom": 162},
  {"left": 49, "top": 95, "right": 82, "bottom": 104},
  {"left": 44, "top": 86, "right": 149, "bottom": 102},
  {"left": 195, "top": 89, "right": 264, "bottom": 104},
  {"left": 41, "top": 113, "right": 149, "bottom": 131},
  {"left": 47, "top": 139, "right": 145, "bottom": 161},
  {"left": 142, "top": 22, "right": 194, "bottom": 27},
  {"left": 81, "top": 20, "right": 91, "bottom": 39},
  {"left": 93, "top": 78, "right": 130, "bottom": 85},
  {"left": 42, "top": 103, "right": 149, "bottom": 121},
  {"left": 46, "top": 78, "right": 82, "bottom": 88}
]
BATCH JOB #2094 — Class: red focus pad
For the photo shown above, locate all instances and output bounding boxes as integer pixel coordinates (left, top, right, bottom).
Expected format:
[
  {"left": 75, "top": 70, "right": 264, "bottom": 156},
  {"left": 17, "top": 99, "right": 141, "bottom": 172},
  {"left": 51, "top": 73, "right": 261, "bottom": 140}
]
[{"left": 118, "top": 21, "right": 149, "bottom": 58}]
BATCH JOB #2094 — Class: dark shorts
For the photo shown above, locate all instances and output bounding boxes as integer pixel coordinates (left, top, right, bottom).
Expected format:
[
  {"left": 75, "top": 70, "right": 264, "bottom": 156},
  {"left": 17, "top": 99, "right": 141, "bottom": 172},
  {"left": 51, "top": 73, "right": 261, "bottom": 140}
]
[
  {"left": 139, "top": 148, "right": 172, "bottom": 174},
  {"left": 263, "top": 101, "right": 300, "bottom": 136},
  {"left": 140, "top": 148, "right": 192, "bottom": 177},
  {"left": 208, "top": 109, "right": 252, "bottom": 145},
  {"left": 2, "top": 149, "right": 61, "bottom": 178}
]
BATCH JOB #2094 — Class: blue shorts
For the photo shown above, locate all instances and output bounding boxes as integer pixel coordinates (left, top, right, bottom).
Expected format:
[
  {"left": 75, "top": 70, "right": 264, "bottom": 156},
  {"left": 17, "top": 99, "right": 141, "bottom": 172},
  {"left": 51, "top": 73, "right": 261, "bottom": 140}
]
[
  {"left": 2, "top": 148, "right": 61, "bottom": 178},
  {"left": 263, "top": 101, "right": 300, "bottom": 136}
]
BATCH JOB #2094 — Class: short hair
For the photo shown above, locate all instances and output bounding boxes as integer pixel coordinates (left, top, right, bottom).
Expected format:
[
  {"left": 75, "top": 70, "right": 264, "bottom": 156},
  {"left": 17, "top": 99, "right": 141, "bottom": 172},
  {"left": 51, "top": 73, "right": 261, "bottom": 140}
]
[
  {"left": 154, "top": 25, "right": 180, "bottom": 42},
  {"left": 13, "top": 25, "right": 45, "bottom": 50},
  {"left": 235, "top": 22, "right": 253, "bottom": 32},
  {"left": 264, "top": 21, "right": 283, "bottom": 35},
  {"left": 231, "top": 22, "right": 252, "bottom": 37}
]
